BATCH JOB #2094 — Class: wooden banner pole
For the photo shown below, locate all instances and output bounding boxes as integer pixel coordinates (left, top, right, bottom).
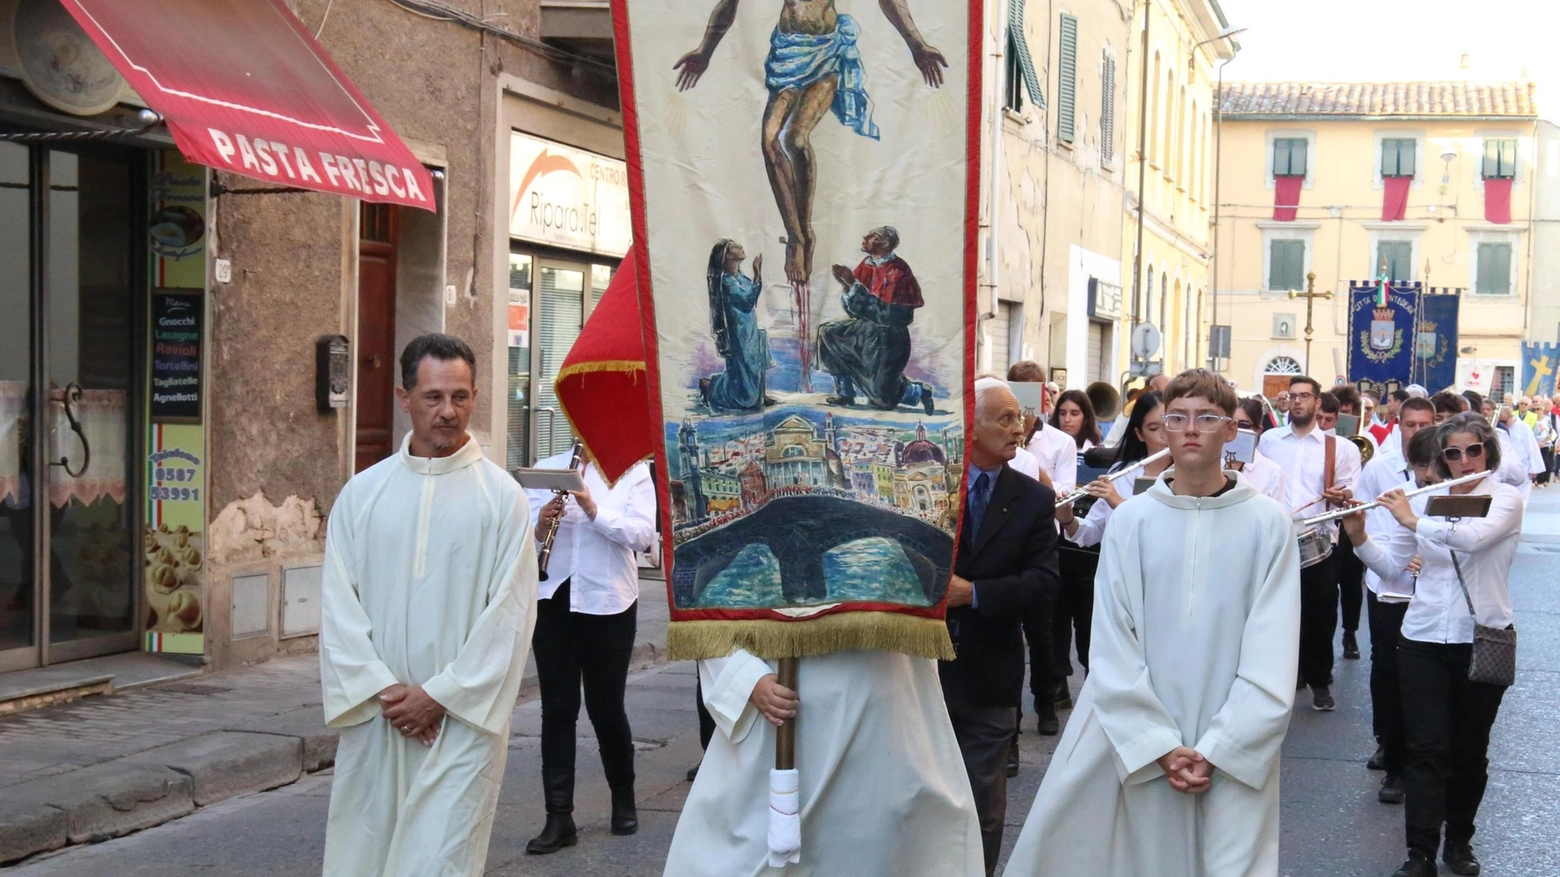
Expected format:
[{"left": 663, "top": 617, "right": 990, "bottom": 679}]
[{"left": 775, "top": 656, "right": 798, "bottom": 770}]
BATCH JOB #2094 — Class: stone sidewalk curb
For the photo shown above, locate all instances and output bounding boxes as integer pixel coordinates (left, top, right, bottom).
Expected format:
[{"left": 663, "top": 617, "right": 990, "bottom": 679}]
[{"left": 0, "top": 638, "right": 667, "bottom": 865}]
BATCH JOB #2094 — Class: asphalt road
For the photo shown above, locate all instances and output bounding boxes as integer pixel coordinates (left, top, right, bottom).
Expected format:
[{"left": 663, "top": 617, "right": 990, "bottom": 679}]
[{"left": 13, "top": 493, "right": 1560, "bottom": 877}]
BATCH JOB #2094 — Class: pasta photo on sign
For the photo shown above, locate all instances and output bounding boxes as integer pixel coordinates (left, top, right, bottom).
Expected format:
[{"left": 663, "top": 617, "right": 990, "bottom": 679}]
[{"left": 612, "top": 0, "right": 977, "bottom": 661}]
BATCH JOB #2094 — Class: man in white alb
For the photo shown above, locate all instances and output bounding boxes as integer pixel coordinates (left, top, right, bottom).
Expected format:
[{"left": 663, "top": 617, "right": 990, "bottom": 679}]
[
  {"left": 1258, "top": 375, "right": 1361, "bottom": 712},
  {"left": 1006, "top": 369, "right": 1301, "bottom": 876},
  {"left": 320, "top": 335, "right": 538, "bottom": 877},
  {"left": 1497, "top": 404, "right": 1543, "bottom": 503}
]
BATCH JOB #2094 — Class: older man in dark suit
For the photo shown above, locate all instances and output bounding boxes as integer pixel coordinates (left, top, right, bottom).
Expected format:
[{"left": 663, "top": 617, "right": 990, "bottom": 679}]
[{"left": 940, "top": 376, "right": 1061, "bottom": 875}]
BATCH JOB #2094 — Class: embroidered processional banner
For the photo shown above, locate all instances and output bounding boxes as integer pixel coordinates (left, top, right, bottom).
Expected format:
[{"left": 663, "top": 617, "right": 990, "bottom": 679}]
[
  {"left": 1418, "top": 289, "right": 1460, "bottom": 393},
  {"left": 1348, "top": 281, "right": 1418, "bottom": 389},
  {"left": 611, "top": 0, "right": 977, "bottom": 661},
  {"left": 1522, "top": 342, "right": 1560, "bottom": 398}
]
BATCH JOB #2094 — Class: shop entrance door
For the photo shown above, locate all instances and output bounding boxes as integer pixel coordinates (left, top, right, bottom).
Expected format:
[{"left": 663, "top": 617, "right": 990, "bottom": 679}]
[
  {"left": 355, "top": 204, "right": 398, "bottom": 472},
  {"left": 521, "top": 257, "right": 616, "bottom": 466},
  {"left": 0, "top": 143, "right": 143, "bottom": 672}
]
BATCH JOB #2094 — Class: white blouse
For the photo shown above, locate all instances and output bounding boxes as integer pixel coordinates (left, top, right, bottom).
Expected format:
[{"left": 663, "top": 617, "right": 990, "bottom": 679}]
[{"left": 1356, "top": 476, "right": 1521, "bottom": 645}]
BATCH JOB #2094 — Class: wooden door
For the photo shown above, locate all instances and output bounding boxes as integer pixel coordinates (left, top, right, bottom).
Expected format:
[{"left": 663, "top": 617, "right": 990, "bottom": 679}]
[
  {"left": 1262, "top": 374, "right": 1291, "bottom": 401},
  {"left": 355, "top": 204, "right": 398, "bottom": 472}
]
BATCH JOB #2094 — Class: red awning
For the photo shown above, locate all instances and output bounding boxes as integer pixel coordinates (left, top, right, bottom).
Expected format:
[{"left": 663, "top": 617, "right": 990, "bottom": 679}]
[{"left": 58, "top": 0, "right": 435, "bottom": 211}]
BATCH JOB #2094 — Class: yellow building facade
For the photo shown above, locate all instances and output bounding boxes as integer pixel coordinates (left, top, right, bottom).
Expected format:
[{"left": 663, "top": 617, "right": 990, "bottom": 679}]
[
  {"left": 1116, "top": 0, "right": 1236, "bottom": 383},
  {"left": 1213, "top": 82, "right": 1539, "bottom": 398}
]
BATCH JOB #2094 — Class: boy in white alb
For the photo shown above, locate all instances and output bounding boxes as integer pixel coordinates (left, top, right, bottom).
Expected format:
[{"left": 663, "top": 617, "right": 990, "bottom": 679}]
[{"left": 1006, "top": 369, "right": 1302, "bottom": 876}]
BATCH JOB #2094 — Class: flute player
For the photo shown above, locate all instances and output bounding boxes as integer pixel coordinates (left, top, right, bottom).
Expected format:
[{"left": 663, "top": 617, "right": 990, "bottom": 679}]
[{"left": 522, "top": 445, "right": 655, "bottom": 854}]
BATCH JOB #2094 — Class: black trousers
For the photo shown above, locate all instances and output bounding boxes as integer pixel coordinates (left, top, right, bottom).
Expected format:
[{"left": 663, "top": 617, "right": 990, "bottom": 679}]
[
  {"left": 1335, "top": 530, "right": 1364, "bottom": 634},
  {"left": 1398, "top": 638, "right": 1507, "bottom": 857},
  {"left": 1022, "top": 594, "right": 1056, "bottom": 709},
  {"left": 944, "top": 685, "right": 1018, "bottom": 877},
  {"left": 695, "top": 678, "right": 715, "bottom": 750},
  {"left": 1366, "top": 592, "right": 1410, "bottom": 775},
  {"left": 1541, "top": 446, "right": 1554, "bottom": 484},
  {"left": 1050, "top": 543, "right": 1099, "bottom": 688},
  {"left": 533, "top": 580, "right": 638, "bottom": 791},
  {"left": 1299, "top": 552, "right": 1339, "bottom": 688}
]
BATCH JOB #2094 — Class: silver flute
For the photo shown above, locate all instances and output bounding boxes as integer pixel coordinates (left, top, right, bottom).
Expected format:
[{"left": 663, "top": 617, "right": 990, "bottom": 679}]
[
  {"left": 1054, "top": 448, "right": 1172, "bottom": 509},
  {"left": 1294, "top": 470, "right": 1489, "bottom": 527}
]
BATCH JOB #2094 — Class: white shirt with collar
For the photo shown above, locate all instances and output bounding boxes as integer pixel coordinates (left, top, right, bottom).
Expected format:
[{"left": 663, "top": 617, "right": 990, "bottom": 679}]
[
  {"left": 525, "top": 454, "right": 656, "bottom": 614},
  {"left": 1257, "top": 421, "right": 1363, "bottom": 518},
  {"left": 1027, "top": 423, "right": 1077, "bottom": 496},
  {"left": 1372, "top": 477, "right": 1521, "bottom": 644},
  {"left": 1235, "top": 451, "right": 1287, "bottom": 506},
  {"left": 1011, "top": 446, "right": 1041, "bottom": 481},
  {"left": 1352, "top": 448, "right": 1416, "bottom": 602}
]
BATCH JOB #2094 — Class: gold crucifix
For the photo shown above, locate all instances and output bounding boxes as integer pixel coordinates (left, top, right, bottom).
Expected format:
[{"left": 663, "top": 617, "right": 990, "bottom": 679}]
[{"left": 1287, "top": 271, "right": 1331, "bottom": 375}]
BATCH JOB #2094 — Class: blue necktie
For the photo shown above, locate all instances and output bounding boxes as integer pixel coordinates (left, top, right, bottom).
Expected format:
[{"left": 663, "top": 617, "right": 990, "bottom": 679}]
[{"left": 967, "top": 472, "right": 991, "bottom": 539}]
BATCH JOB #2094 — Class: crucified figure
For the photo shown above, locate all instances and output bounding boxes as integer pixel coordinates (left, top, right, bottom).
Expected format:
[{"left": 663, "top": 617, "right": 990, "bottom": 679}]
[{"left": 675, "top": 0, "right": 946, "bottom": 287}]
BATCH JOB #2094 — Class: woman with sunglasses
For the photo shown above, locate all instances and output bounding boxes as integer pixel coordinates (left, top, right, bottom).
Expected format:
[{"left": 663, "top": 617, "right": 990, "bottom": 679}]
[{"left": 1343, "top": 412, "right": 1522, "bottom": 877}]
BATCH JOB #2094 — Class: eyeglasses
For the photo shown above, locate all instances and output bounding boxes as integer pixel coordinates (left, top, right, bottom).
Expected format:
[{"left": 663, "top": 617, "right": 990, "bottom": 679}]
[
  {"left": 1161, "top": 413, "right": 1233, "bottom": 433},
  {"left": 1289, "top": 392, "right": 1316, "bottom": 401},
  {"left": 1442, "top": 444, "right": 1486, "bottom": 462}
]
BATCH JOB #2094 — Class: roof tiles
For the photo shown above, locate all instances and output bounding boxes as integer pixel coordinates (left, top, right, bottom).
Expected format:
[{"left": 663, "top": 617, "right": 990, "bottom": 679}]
[{"left": 1219, "top": 81, "right": 1537, "bottom": 118}]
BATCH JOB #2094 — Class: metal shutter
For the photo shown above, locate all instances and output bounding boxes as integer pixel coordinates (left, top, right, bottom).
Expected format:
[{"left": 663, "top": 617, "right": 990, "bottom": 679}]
[
  {"left": 990, "top": 301, "right": 1012, "bottom": 373},
  {"left": 537, "top": 266, "right": 585, "bottom": 460},
  {"left": 1087, "top": 322, "right": 1104, "bottom": 383},
  {"left": 1057, "top": 14, "right": 1078, "bottom": 143}
]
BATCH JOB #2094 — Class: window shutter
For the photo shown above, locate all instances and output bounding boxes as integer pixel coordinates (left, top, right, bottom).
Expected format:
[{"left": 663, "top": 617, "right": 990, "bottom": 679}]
[
  {"left": 1400, "top": 140, "right": 1416, "bottom": 177},
  {"left": 1502, "top": 139, "right": 1517, "bottom": 177},
  {"left": 1380, "top": 140, "right": 1396, "bottom": 177},
  {"left": 1378, "top": 241, "right": 1411, "bottom": 281},
  {"left": 1271, "top": 240, "right": 1303, "bottom": 290},
  {"left": 1293, "top": 138, "right": 1308, "bottom": 176},
  {"left": 1483, "top": 140, "right": 1500, "bottom": 179},
  {"left": 1491, "top": 243, "right": 1512, "bottom": 293},
  {"left": 1057, "top": 14, "right": 1078, "bottom": 143},
  {"left": 1007, "top": 0, "right": 1046, "bottom": 110},
  {"left": 1273, "top": 140, "right": 1286, "bottom": 176},
  {"left": 1100, "top": 52, "right": 1115, "bottom": 162}
]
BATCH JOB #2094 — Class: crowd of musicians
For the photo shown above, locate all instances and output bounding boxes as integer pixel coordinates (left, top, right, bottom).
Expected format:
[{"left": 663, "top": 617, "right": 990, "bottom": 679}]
[{"left": 316, "top": 333, "right": 1528, "bottom": 877}]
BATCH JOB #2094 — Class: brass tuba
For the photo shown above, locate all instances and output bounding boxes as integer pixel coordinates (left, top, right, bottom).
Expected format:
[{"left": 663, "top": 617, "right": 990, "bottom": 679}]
[{"left": 1348, "top": 433, "right": 1375, "bottom": 464}]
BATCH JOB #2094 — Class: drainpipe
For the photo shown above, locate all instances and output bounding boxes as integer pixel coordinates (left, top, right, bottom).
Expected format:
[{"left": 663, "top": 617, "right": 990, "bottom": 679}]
[{"left": 1131, "top": 1, "right": 1150, "bottom": 344}]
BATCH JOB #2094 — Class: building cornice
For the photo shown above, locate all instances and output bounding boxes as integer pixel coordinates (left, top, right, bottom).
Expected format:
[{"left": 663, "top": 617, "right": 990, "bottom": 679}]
[{"left": 1222, "top": 114, "right": 1537, "bottom": 124}]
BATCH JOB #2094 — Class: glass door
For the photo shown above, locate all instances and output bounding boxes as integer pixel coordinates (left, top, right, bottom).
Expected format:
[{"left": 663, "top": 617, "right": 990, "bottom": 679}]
[{"left": 0, "top": 143, "right": 141, "bottom": 671}]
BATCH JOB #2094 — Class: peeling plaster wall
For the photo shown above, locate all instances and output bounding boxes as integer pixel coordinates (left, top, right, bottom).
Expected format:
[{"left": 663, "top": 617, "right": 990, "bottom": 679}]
[
  {"left": 204, "top": 492, "right": 326, "bottom": 667},
  {"left": 985, "top": 0, "right": 1131, "bottom": 379}
]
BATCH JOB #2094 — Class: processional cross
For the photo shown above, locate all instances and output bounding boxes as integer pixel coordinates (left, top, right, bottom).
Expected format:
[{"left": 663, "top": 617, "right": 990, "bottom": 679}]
[{"left": 1287, "top": 271, "right": 1331, "bottom": 375}]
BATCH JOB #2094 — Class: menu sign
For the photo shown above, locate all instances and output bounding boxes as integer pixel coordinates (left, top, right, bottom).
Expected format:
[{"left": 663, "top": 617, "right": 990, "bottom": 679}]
[{"left": 151, "top": 290, "right": 203, "bottom": 423}]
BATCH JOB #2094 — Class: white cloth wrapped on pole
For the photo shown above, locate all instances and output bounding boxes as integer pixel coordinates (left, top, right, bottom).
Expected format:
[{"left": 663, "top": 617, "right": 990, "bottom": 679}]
[{"left": 767, "top": 767, "right": 801, "bottom": 867}]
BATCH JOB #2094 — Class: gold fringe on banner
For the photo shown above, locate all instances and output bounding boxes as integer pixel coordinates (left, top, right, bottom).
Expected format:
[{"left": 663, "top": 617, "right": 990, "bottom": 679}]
[{"left": 667, "top": 612, "right": 955, "bottom": 662}]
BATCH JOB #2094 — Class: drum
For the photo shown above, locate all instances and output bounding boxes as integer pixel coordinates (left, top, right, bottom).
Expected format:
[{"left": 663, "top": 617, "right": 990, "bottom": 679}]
[{"left": 1295, "top": 522, "right": 1335, "bottom": 569}]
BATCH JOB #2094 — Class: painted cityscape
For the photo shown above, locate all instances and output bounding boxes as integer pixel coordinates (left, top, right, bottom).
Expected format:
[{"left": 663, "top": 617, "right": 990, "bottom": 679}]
[{"left": 666, "top": 409, "right": 963, "bottom": 612}]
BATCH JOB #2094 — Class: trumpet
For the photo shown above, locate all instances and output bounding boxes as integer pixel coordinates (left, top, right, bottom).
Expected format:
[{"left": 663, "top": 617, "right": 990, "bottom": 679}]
[
  {"left": 1294, "top": 470, "right": 1489, "bottom": 527},
  {"left": 1054, "top": 448, "right": 1171, "bottom": 509},
  {"left": 537, "top": 440, "right": 584, "bottom": 582}
]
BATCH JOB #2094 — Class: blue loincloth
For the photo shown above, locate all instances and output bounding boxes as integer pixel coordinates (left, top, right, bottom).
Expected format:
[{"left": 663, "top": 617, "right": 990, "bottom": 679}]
[{"left": 764, "top": 14, "right": 879, "bottom": 140}]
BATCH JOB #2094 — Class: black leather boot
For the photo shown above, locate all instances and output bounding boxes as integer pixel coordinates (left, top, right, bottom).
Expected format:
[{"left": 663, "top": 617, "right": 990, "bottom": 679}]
[
  {"left": 610, "top": 785, "right": 639, "bottom": 835},
  {"left": 526, "top": 768, "right": 578, "bottom": 855}
]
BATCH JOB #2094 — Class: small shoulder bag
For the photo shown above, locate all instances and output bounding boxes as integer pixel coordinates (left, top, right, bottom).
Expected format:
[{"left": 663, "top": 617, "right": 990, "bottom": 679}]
[{"left": 1448, "top": 551, "right": 1517, "bottom": 687}]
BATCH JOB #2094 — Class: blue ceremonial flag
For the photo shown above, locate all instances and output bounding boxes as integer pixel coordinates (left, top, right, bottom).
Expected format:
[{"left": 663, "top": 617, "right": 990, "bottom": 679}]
[
  {"left": 1416, "top": 290, "right": 1460, "bottom": 393},
  {"left": 1348, "top": 282, "right": 1418, "bottom": 387},
  {"left": 1522, "top": 342, "right": 1560, "bottom": 398}
]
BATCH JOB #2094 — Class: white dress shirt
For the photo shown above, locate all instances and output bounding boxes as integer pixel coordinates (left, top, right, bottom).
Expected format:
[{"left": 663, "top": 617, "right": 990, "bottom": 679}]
[
  {"left": 1352, "top": 451, "right": 1417, "bottom": 602},
  {"left": 525, "top": 455, "right": 656, "bottom": 614},
  {"left": 1387, "top": 478, "right": 1521, "bottom": 644},
  {"left": 1011, "top": 446, "right": 1041, "bottom": 481},
  {"left": 1258, "top": 422, "right": 1363, "bottom": 518},
  {"left": 1236, "top": 451, "right": 1287, "bottom": 505},
  {"left": 1028, "top": 423, "right": 1078, "bottom": 496}
]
